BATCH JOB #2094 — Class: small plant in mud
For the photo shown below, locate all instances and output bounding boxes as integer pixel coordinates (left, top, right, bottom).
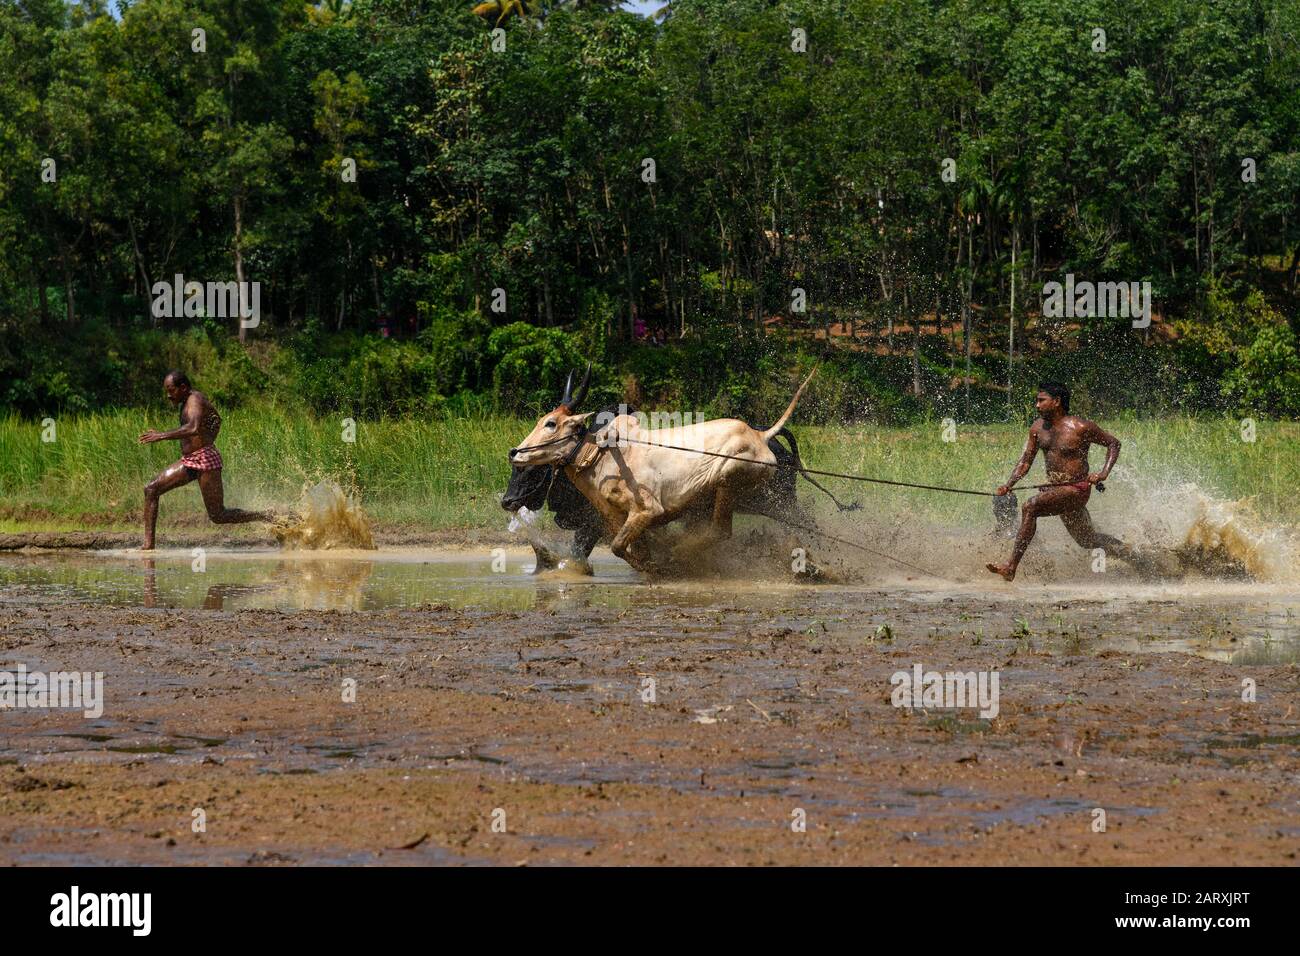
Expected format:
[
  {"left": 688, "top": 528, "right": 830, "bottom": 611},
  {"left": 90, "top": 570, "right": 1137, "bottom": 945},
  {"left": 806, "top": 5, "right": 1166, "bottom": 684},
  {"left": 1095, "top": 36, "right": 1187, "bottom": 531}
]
[
  {"left": 870, "top": 623, "right": 894, "bottom": 643},
  {"left": 1011, "top": 618, "right": 1032, "bottom": 640},
  {"left": 804, "top": 619, "right": 828, "bottom": 637},
  {"left": 926, "top": 714, "right": 989, "bottom": 735},
  {"left": 970, "top": 628, "right": 984, "bottom": 646},
  {"left": 1066, "top": 625, "right": 1085, "bottom": 653}
]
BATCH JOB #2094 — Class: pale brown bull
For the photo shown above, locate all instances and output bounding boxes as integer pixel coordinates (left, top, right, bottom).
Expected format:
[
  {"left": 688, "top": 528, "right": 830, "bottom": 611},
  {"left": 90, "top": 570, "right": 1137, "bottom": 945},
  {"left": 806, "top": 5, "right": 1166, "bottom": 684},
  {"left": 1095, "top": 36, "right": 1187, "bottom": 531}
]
[{"left": 508, "top": 366, "right": 818, "bottom": 568}]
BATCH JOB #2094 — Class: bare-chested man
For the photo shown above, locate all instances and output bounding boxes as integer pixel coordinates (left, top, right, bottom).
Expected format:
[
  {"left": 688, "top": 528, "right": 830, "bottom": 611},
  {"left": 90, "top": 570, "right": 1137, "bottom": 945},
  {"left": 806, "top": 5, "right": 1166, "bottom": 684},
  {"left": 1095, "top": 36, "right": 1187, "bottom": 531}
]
[
  {"left": 137, "top": 370, "right": 272, "bottom": 550},
  {"left": 986, "top": 381, "right": 1143, "bottom": 581}
]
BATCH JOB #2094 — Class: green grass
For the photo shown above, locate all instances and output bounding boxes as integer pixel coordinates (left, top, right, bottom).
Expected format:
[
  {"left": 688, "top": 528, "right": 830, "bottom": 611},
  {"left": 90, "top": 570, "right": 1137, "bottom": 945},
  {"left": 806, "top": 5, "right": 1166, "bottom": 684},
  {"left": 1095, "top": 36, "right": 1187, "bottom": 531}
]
[
  {"left": 2, "top": 408, "right": 1297, "bottom": 533},
  {"left": 793, "top": 414, "right": 1300, "bottom": 526}
]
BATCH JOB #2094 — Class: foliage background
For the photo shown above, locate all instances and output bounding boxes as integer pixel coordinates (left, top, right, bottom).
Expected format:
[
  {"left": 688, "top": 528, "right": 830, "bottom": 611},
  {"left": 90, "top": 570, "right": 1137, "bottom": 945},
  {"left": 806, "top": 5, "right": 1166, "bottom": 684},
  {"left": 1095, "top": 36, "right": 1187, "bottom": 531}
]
[{"left": 0, "top": 0, "right": 1297, "bottom": 425}]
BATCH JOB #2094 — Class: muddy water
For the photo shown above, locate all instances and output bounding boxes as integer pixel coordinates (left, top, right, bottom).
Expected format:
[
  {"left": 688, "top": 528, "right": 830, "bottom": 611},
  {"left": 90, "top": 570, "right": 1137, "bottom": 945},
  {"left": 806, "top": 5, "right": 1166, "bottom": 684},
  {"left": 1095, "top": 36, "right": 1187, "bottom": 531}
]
[
  {"left": 0, "top": 547, "right": 638, "bottom": 613},
  {"left": 1, "top": 546, "right": 1297, "bottom": 664},
  {"left": 5, "top": 473, "right": 1298, "bottom": 864}
]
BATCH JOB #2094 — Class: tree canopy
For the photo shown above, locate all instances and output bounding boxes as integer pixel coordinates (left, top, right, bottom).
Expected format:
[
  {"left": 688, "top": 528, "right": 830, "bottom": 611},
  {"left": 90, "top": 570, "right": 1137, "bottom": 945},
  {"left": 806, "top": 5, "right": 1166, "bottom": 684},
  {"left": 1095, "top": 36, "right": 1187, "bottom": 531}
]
[{"left": 1, "top": 0, "right": 1297, "bottom": 419}]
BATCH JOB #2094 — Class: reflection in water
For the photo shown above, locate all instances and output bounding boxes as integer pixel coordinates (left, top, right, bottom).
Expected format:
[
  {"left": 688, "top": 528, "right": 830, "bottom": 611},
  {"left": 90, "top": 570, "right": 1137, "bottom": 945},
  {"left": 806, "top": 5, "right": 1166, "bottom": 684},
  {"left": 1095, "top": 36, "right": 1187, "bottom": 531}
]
[
  {"left": 143, "top": 557, "right": 156, "bottom": 608},
  {"left": 140, "top": 555, "right": 289, "bottom": 610},
  {"left": 201, "top": 583, "right": 271, "bottom": 611},
  {"left": 0, "top": 548, "right": 623, "bottom": 614},
  {"left": 0, "top": 548, "right": 1298, "bottom": 664},
  {"left": 269, "top": 559, "right": 373, "bottom": 611}
]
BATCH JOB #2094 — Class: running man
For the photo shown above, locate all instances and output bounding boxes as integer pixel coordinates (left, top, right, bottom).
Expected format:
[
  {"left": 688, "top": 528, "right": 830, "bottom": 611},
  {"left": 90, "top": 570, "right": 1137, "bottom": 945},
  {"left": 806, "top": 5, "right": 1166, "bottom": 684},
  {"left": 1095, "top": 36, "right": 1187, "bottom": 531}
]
[
  {"left": 986, "top": 382, "right": 1144, "bottom": 581},
  {"left": 137, "top": 370, "right": 273, "bottom": 550}
]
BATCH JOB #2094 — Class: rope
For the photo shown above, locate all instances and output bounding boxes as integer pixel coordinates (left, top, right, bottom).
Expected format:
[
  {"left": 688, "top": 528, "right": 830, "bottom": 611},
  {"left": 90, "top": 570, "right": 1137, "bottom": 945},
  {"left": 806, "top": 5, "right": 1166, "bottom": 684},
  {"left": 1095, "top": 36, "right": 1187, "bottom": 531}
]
[
  {"left": 615, "top": 436, "right": 1101, "bottom": 496},
  {"left": 770, "top": 512, "right": 948, "bottom": 580},
  {"left": 509, "top": 433, "right": 581, "bottom": 454}
]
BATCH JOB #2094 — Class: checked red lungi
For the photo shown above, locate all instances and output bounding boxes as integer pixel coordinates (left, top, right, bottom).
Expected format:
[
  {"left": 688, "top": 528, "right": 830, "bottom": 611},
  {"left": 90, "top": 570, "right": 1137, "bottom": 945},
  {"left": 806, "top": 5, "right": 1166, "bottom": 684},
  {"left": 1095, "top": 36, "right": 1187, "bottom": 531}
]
[{"left": 179, "top": 445, "right": 223, "bottom": 472}]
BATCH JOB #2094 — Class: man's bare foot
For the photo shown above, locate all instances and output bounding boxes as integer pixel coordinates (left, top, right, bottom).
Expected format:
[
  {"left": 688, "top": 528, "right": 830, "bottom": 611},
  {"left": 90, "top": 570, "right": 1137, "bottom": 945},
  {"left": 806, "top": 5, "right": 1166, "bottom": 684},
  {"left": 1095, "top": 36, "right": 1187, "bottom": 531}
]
[{"left": 985, "top": 562, "right": 1016, "bottom": 581}]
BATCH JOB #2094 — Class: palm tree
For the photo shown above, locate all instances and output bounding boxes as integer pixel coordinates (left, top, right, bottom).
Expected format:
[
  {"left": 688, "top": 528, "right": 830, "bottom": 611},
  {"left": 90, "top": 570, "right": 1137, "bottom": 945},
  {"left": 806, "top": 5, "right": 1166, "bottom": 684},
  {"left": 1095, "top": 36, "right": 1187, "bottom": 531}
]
[
  {"left": 472, "top": 0, "right": 620, "bottom": 25},
  {"left": 472, "top": 0, "right": 537, "bottom": 26}
]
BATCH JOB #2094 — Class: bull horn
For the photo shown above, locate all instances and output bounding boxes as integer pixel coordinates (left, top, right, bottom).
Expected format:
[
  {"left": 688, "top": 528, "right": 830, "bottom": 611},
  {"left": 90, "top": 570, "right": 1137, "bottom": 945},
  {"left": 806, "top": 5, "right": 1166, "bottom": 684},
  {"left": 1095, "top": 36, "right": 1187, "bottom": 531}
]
[
  {"left": 560, "top": 368, "right": 575, "bottom": 408},
  {"left": 570, "top": 362, "right": 592, "bottom": 409}
]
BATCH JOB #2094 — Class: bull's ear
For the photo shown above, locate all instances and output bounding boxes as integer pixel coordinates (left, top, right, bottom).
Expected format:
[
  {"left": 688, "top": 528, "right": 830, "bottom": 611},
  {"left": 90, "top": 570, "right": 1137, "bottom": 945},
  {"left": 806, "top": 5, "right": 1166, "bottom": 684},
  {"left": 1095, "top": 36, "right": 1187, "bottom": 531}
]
[{"left": 569, "top": 411, "right": 595, "bottom": 426}]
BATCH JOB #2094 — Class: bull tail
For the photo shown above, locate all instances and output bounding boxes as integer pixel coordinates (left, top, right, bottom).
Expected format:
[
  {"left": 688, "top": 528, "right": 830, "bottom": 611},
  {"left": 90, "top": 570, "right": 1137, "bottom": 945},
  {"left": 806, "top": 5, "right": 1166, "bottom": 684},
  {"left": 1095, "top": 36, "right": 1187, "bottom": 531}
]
[
  {"left": 761, "top": 364, "right": 819, "bottom": 442},
  {"left": 777, "top": 427, "right": 861, "bottom": 513}
]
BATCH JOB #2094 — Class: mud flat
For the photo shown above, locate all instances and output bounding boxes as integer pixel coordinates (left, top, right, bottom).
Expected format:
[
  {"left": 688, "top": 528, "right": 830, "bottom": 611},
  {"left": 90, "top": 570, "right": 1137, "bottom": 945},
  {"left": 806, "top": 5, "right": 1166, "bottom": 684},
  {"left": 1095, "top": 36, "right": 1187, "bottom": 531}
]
[{"left": 1, "top": 547, "right": 1297, "bottom": 865}]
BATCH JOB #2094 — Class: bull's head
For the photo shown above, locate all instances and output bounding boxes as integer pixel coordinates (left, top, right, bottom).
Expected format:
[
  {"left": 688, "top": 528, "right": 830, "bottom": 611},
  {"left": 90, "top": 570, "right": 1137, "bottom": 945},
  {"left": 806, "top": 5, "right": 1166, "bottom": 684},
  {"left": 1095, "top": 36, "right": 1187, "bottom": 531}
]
[
  {"left": 508, "top": 364, "right": 596, "bottom": 467},
  {"left": 501, "top": 464, "right": 552, "bottom": 513}
]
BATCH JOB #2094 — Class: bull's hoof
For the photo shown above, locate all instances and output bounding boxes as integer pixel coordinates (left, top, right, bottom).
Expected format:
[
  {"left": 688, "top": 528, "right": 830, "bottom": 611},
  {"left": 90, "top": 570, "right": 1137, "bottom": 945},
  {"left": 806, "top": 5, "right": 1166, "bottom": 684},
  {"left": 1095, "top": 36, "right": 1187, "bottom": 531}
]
[
  {"left": 616, "top": 545, "right": 669, "bottom": 576},
  {"left": 529, "top": 543, "right": 561, "bottom": 573},
  {"left": 556, "top": 556, "right": 595, "bottom": 576}
]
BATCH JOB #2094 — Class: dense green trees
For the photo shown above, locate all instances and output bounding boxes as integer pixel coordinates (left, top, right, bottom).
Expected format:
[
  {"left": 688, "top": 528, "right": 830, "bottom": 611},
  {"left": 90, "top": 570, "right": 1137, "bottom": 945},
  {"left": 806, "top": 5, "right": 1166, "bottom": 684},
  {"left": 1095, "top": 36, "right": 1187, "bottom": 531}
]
[{"left": 0, "top": 0, "right": 1297, "bottom": 419}]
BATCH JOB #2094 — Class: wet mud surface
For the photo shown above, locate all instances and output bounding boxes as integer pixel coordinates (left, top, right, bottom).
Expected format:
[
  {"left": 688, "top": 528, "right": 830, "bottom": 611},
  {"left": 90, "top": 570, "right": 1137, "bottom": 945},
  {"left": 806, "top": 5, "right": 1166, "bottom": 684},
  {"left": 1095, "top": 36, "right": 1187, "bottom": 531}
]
[{"left": 1, "top": 547, "right": 1297, "bottom": 865}]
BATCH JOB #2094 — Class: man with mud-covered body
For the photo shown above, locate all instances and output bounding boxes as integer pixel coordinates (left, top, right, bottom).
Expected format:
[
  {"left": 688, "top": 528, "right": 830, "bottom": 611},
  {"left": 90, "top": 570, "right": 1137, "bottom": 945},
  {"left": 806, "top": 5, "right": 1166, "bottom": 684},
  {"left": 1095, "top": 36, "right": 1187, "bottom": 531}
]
[
  {"left": 986, "top": 382, "right": 1143, "bottom": 581},
  {"left": 137, "top": 370, "right": 273, "bottom": 550}
]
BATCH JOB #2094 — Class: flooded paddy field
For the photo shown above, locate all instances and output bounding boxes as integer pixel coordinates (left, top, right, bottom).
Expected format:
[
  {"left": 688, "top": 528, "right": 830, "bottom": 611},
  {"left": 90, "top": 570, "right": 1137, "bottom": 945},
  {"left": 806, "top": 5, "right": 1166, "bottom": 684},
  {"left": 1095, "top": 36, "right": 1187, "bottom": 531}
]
[{"left": 1, "top": 543, "right": 1297, "bottom": 865}]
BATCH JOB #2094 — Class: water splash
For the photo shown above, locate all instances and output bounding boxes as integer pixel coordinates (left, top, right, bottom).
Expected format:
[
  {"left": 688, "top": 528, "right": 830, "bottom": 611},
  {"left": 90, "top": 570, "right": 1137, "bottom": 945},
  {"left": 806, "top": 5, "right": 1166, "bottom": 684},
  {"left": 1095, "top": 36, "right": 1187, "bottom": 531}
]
[
  {"left": 506, "top": 505, "right": 594, "bottom": 574},
  {"left": 1159, "top": 486, "right": 1297, "bottom": 582},
  {"left": 272, "top": 481, "right": 375, "bottom": 551},
  {"left": 507, "top": 505, "right": 549, "bottom": 571},
  {"left": 506, "top": 504, "right": 540, "bottom": 538},
  {"left": 800, "top": 478, "right": 1299, "bottom": 585}
]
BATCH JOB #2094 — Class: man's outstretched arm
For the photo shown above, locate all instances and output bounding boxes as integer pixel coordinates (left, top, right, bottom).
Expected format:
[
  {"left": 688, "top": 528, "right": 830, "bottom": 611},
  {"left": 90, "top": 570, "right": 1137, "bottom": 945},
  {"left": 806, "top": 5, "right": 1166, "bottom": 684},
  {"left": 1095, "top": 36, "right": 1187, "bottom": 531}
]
[
  {"left": 996, "top": 428, "right": 1040, "bottom": 497},
  {"left": 139, "top": 395, "right": 201, "bottom": 444}
]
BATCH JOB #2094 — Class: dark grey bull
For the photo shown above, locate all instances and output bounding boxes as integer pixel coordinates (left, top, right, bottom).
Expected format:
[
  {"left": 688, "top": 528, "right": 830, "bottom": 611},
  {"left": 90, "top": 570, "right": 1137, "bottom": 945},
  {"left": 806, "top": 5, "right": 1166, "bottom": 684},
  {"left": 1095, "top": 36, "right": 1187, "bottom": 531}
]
[{"left": 502, "top": 403, "right": 855, "bottom": 572}]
